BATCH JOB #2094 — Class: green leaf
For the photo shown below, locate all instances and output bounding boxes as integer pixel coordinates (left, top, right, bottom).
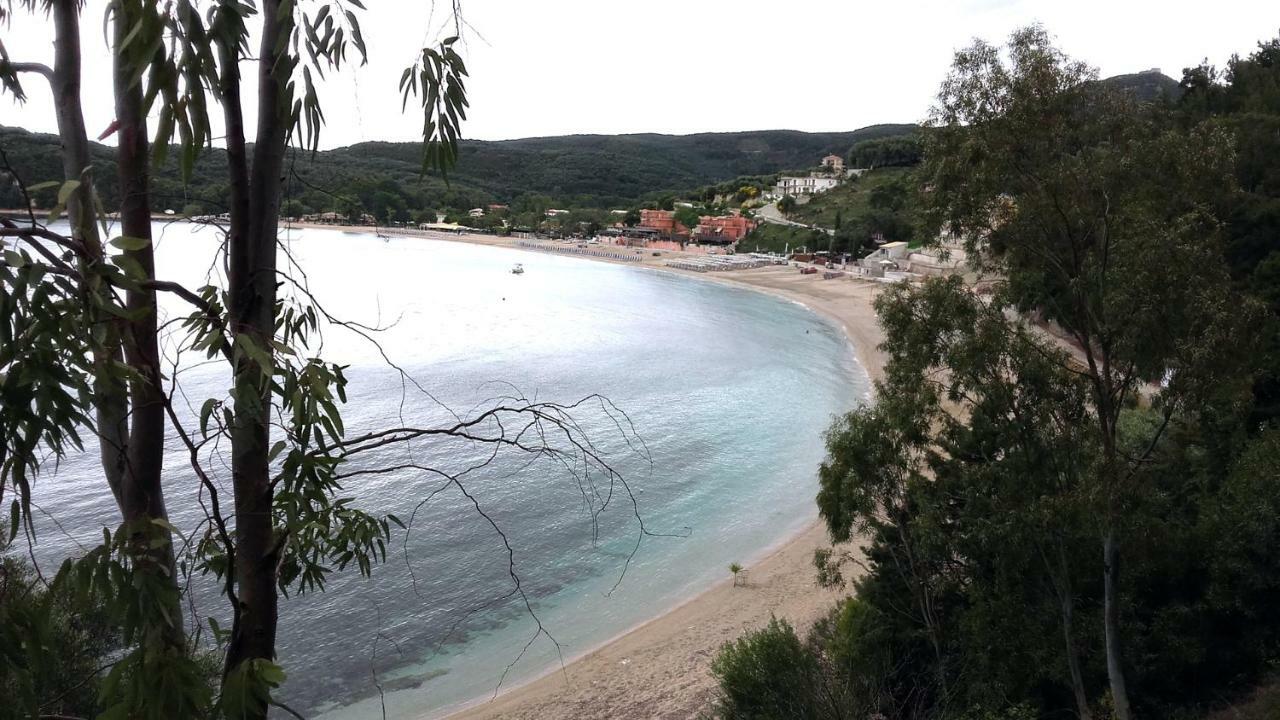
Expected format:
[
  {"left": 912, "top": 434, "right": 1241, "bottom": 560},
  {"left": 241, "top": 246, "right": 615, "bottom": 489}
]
[
  {"left": 25, "top": 180, "right": 58, "bottom": 194},
  {"left": 56, "top": 179, "right": 81, "bottom": 206},
  {"left": 2, "top": 250, "right": 23, "bottom": 268},
  {"left": 199, "top": 398, "right": 218, "bottom": 437},
  {"left": 110, "top": 235, "right": 151, "bottom": 251},
  {"left": 111, "top": 253, "right": 147, "bottom": 281},
  {"left": 220, "top": 658, "right": 285, "bottom": 719},
  {"left": 118, "top": 16, "right": 145, "bottom": 53},
  {"left": 258, "top": 661, "right": 286, "bottom": 686},
  {"left": 150, "top": 516, "right": 180, "bottom": 535},
  {"left": 236, "top": 334, "right": 273, "bottom": 372}
]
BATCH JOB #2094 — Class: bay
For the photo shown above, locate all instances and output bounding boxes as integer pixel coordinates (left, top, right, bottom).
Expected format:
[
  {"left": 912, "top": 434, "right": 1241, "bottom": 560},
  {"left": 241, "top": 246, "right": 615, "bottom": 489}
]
[{"left": 23, "top": 223, "right": 867, "bottom": 718}]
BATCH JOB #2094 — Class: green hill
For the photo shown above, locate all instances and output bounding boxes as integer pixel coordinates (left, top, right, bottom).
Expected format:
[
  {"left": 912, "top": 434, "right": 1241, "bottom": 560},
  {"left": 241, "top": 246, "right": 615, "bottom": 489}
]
[
  {"left": 1101, "top": 69, "right": 1182, "bottom": 102},
  {"left": 0, "top": 123, "right": 917, "bottom": 219},
  {"left": 1, "top": 68, "right": 1171, "bottom": 220}
]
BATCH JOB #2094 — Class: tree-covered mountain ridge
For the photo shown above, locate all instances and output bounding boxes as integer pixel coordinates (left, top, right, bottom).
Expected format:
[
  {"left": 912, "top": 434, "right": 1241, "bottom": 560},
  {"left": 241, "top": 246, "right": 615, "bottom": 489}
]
[
  {"left": 0, "top": 123, "right": 916, "bottom": 214},
  {"left": 0, "top": 69, "right": 1177, "bottom": 216}
]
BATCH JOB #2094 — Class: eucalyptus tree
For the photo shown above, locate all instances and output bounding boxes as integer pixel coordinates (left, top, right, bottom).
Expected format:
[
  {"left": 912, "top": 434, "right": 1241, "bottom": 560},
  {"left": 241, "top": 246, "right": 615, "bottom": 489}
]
[
  {"left": 817, "top": 276, "right": 1101, "bottom": 718},
  {"left": 0, "top": 2, "right": 649, "bottom": 717},
  {"left": 920, "top": 26, "right": 1253, "bottom": 719}
]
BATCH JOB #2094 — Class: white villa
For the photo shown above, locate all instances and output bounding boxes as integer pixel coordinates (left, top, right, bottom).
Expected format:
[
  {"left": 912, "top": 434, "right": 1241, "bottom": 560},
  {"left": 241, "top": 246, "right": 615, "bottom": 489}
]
[{"left": 774, "top": 174, "right": 839, "bottom": 196}]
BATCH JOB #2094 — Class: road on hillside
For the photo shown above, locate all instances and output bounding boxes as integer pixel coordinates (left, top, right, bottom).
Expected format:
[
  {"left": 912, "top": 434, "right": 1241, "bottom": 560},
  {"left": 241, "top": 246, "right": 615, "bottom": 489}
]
[{"left": 754, "top": 199, "right": 835, "bottom": 235}]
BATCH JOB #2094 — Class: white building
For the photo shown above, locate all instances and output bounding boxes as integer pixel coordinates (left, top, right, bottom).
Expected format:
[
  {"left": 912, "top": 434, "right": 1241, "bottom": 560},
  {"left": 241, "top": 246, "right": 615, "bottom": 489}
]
[
  {"left": 774, "top": 174, "right": 839, "bottom": 196},
  {"left": 874, "top": 241, "right": 910, "bottom": 260}
]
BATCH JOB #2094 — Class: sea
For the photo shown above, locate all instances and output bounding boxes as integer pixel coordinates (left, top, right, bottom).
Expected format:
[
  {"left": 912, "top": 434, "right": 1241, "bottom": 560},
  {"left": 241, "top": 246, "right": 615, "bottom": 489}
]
[{"left": 22, "top": 223, "right": 868, "bottom": 718}]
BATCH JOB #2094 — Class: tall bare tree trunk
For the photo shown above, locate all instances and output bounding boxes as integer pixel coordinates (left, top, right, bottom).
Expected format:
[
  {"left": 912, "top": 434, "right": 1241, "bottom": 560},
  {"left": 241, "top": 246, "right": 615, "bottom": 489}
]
[
  {"left": 111, "top": 1, "right": 182, "bottom": 644},
  {"left": 49, "top": 0, "right": 131, "bottom": 507},
  {"left": 1103, "top": 526, "right": 1132, "bottom": 720},
  {"left": 1083, "top": 339, "right": 1134, "bottom": 720},
  {"left": 224, "top": 0, "right": 290, "bottom": 691},
  {"left": 216, "top": 18, "right": 251, "bottom": 271}
]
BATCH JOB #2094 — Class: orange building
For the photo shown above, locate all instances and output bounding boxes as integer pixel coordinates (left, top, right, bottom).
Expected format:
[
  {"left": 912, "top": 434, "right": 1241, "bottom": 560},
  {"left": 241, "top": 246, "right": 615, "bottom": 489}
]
[
  {"left": 638, "top": 209, "right": 690, "bottom": 237},
  {"left": 692, "top": 214, "right": 757, "bottom": 244}
]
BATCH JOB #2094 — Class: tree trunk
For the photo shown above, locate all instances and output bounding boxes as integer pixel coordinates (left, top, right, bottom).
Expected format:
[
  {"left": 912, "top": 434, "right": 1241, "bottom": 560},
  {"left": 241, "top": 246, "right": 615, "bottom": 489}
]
[
  {"left": 111, "top": 2, "right": 182, "bottom": 643},
  {"left": 895, "top": 519, "right": 947, "bottom": 704},
  {"left": 1103, "top": 527, "right": 1132, "bottom": 720},
  {"left": 224, "top": 0, "right": 289, "bottom": 691},
  {"left": 1058, "top": 567, "right": 1092, "bottom": 720},
  {"left": 217, "top": 22, "right": 250, "bottom": 271},
  {"left": 1083, "top": 324, "right": 1133, "bottom": 719},
  {"left": 49, "top": 0, "right": 131, "bottom": 508}
]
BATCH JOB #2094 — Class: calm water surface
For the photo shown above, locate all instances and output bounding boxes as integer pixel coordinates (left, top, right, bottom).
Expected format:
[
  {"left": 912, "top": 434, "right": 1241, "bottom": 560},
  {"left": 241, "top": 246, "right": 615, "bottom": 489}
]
[{"left": 26, "top": 223, "right": 868, "bottom": 718}]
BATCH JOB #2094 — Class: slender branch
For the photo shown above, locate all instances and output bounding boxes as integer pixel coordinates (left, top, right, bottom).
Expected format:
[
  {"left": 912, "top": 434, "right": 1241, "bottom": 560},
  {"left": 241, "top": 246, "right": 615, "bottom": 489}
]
[
  {"left": 10, "top": 61, "right": 53, "bottom": 79},
  {"left": 37, "top": 659, "right": 118, "bottom": 714},
  {"left": 0, "top": 225, "right": 88, "bottom": 254},
  {"left": 0, "top": 147, "right": 41, "bottom": 228},
  {"left": 268, "top": 701, "right": 306, "bottom": 720},
  {"left": 161, "top": 390, "right": 238, "bottom": 612}
]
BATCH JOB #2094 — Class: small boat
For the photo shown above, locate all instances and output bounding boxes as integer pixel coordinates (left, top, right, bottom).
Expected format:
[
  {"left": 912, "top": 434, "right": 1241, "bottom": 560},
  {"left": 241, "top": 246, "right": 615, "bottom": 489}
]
[{"left": 511, "top": 263, "right": 525, "bottom": 275}]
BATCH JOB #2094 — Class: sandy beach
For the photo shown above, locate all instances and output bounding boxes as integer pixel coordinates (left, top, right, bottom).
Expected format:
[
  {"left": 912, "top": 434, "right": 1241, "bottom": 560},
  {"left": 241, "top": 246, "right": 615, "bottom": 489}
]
[{"left": 297, "top": 224, "right": 887, "bottom": 720}]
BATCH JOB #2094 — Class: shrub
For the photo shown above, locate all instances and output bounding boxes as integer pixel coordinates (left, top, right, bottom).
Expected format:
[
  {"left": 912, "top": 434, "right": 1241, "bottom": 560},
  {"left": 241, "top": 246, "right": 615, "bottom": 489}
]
[
  {"left": 711, "top": 617, "right": 823, "bottom": 719},
  {"left": 0, "top": 554, "right": 118, "bottom": 717}
]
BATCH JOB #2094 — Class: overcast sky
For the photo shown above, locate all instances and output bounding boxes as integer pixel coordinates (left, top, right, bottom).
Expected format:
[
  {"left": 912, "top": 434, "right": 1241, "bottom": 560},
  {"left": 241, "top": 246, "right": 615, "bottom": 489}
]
[{"left": 2, "top": 0, "right": 1276, "bottom": 148}]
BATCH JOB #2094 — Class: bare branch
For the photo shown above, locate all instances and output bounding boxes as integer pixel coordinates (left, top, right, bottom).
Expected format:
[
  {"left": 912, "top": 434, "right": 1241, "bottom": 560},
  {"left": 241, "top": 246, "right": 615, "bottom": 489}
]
[{"left": 9, "top": 60, "right": 52, "bottom": 79}]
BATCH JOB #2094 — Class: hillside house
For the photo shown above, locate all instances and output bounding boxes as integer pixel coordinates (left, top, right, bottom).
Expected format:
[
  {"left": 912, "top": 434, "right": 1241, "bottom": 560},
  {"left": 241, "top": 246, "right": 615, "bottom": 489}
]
[
  {"left": 875, "top": 241, "right": 909, "bottom": 259},
  {"left": 775, "top": 174, "right": 839, "bottom": 196},
  {"left": 821, "top": 154, "right": 845, "bottom": 172}
]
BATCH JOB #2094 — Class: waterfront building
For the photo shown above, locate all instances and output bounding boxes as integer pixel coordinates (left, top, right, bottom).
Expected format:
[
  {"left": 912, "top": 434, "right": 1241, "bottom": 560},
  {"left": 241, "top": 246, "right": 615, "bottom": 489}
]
[
  {"left": 692, "top": 215, "right": 757, "bottom": 244},
  {"left": 638, "top": 208, "right": 691, "bottom": 238}
]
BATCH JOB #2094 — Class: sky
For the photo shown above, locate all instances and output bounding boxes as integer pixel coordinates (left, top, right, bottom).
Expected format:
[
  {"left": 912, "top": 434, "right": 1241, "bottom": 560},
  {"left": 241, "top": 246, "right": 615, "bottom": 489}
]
[{"left": 1, "top": 0, "right": 1277, "bottom": 148}]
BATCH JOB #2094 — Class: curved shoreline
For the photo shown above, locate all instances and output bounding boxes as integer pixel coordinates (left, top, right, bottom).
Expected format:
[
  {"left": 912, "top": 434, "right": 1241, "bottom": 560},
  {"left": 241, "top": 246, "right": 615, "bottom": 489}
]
[{"left": 293, "top": 224, "right": 886, "bottom": 719}]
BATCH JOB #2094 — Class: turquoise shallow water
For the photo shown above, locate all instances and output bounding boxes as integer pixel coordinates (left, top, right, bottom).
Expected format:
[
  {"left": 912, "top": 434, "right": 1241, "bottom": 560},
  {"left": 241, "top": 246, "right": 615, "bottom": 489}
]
[{"left": 25, "top": 224, "right": 868, "bottom": 718}]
